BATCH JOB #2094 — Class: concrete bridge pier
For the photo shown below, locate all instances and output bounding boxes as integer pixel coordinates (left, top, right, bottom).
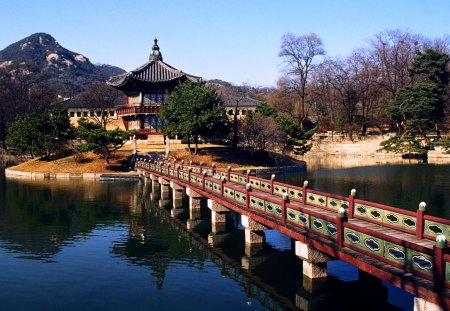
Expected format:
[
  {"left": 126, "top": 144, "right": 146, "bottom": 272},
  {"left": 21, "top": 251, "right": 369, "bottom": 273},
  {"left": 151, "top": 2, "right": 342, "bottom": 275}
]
[
  {"left": 158, "top": 177, "right": 170, "bottom": 200},
  {"left": 149, "top": 174, "right": 160, "bottom": 200},
  {"left": 241, "top": 215, "right": 267, "bottom": 245},
  {"left": 186, "top": 187, "right": 203, "bottom": 229},
  {"left": 207, "top": 199, "right": 230, "bottom": 245},
  {"left": 295, "top": 241, "right": 331, "bottom": 279},
  {"left": 170, "top": 181, "right": 185, "bottom": 200},
  {"left": 186, "top": 187, "right": 204, "bottom": 209},
  {"left": 414, "top": 298, "right": 443, "bottom": 311}
]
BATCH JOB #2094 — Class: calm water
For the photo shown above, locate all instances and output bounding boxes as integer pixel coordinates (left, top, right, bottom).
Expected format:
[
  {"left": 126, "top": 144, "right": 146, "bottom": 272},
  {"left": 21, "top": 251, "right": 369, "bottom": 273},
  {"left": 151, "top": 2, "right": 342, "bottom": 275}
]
[{"left": 1, "top": 162, "right": 449, "bottom": 310}]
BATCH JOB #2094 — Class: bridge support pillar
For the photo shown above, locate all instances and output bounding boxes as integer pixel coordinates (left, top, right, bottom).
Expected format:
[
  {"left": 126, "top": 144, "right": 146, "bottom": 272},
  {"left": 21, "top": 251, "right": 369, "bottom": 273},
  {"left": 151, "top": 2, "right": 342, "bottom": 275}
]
[
  {"left": 170, "top": 181, "right": 185, "bottom": 200},
  {"left": 207, "top": 199, "right": 230, "bottom": 223},
  {"left": 414, "top": 298, "right": 443, "bottom": 311},
  {"left": 186, "top": 187, "right": 203, "bottom": 209},
  {"left": 241, "top": 215, "right": 267, "bottom": 244},
  {"left": 295, "top": 241, "right": 331, "bottom": 279},
  {"left": 158, "top": 177, "right": 170, "bottom": 200}
]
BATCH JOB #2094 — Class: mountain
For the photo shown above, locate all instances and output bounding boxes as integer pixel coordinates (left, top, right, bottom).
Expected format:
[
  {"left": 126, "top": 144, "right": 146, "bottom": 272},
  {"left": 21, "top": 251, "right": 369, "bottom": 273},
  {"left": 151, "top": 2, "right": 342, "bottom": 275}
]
[{"left": 0, "top": 33, "right": 125, "bottom": 96}]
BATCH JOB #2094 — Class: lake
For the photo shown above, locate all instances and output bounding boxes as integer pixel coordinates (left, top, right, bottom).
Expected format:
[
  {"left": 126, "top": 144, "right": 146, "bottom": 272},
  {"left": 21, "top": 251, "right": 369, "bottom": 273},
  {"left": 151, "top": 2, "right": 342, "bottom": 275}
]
[{"left": 1, "top": 160, "right": 449, "bottom": 310}]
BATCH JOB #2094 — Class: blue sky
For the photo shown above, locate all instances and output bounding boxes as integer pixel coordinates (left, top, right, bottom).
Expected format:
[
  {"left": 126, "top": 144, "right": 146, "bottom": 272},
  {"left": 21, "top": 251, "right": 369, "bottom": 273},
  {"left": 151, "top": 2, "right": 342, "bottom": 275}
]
[{"left": 1, "top": 0, "right": 449, "bottom": 87}]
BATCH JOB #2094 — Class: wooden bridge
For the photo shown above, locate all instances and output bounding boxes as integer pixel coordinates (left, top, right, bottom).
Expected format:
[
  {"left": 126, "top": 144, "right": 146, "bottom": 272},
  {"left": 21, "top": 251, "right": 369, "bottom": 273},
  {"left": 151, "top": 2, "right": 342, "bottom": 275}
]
[{"left": 136, "top": 158, "right": 450, "bottom": 310}]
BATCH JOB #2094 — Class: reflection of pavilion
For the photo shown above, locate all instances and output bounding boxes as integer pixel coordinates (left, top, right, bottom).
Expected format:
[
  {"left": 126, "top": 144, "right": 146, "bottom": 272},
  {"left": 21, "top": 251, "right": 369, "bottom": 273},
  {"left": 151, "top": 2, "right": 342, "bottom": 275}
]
[{"left": 107, "top": 39, "right": 201, "bottom": 140}]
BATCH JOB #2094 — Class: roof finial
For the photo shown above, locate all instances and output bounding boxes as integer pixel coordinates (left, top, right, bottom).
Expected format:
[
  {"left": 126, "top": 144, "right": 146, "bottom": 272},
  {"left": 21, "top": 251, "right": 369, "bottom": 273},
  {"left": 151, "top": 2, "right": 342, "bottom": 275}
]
[{"left": 150, "top": 38, "right": 163, "bottom": 61}]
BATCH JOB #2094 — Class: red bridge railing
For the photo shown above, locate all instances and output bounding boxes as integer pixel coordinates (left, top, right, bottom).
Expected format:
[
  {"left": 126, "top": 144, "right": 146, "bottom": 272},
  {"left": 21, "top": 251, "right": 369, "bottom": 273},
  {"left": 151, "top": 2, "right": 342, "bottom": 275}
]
[{"left": 135, "top": 158, "right": 450, "bottom": 291}]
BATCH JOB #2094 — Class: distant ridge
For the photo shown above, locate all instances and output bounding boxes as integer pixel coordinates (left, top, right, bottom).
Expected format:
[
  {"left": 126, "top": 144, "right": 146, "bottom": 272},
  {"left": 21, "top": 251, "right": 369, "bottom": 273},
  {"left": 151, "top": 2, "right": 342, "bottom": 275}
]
[{"left": 0, "top": 33, "right": 125, "bottom": 96}]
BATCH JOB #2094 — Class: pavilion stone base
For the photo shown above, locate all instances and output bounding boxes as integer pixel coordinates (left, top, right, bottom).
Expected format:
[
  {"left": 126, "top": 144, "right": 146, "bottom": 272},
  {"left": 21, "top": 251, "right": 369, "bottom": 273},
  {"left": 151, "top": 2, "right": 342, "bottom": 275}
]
[
  {"left": 295, "top": 241, "right": 331, "bottom": 279},
  {"left": 414, "top": 298, "right": 443, "bottom": 311},
  {"left": 241, "top": 215, "right": 267, "bottom": 244}
]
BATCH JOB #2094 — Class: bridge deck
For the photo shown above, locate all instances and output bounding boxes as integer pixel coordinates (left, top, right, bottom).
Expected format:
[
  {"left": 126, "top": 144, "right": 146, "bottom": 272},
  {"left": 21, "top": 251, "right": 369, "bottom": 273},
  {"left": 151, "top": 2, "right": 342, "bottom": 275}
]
[{"left": 136, "top": 159, "right": 450, "bottom": 309}]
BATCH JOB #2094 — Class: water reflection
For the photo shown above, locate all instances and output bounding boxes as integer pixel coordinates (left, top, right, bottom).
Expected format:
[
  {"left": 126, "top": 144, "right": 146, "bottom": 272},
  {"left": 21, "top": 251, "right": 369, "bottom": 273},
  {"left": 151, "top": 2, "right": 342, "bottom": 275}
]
[{"left": 0, "top": 169, "right": 415, "bottom": 310}]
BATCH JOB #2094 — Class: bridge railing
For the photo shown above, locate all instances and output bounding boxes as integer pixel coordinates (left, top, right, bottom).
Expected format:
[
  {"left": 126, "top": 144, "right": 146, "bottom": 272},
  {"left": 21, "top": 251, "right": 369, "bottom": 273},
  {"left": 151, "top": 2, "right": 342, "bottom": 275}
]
[
  {"left": 139, "top": 159, "right": 449, "bottom": 242},
  {"left": 136, "top": 158, "right": 450, "bottom": 288}
]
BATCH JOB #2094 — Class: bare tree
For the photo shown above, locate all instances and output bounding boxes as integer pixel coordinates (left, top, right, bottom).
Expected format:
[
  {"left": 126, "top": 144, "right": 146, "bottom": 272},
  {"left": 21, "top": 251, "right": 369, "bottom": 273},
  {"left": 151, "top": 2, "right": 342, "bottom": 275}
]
[
  {"left": 240, "top": 114, "right": 286, "bottom": 151},
  {"left": 79, "top": 82, "right": 124, "bottom": 128},
  {"left": 279, "top": 33, "right": 325, "bottom": 129},
  {"left": 370, "top": 29, "right": 421, "bottom": 99}
]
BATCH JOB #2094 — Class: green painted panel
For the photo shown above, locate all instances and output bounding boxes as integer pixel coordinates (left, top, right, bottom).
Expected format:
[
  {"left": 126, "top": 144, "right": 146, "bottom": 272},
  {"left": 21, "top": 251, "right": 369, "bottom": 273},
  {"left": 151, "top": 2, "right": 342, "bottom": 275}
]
[
  {"left": 234, "top": 190, "right": 246, "bottom": 203},
  {"left": 354, "top": 203, "right": 385, "bottom": 222},
  {"left": 205, "top": 180, "right": 213, "bottom": 190},
  {"left": 212, "top": 182, "right": 221, "bottom": 194},
  {"left": 424, "top": 220, "right": 450, "bottom": 241},
  {"left": 260, "top": 181, "right": 271, "bottom": 192},
  {"left": 265, "top": 201, "right": 282, "bottom": 217},
  {"left": 223, "top": 186, "right": 235, "bottom": 200},
  {"left": 344, "top": 228, "right": 384, "bottom": 257},
  {"left": 384, "top": 241, "right": 406, "bottom": 266},
  {"left": 406, "top": 248, "right": 433, "bottom": 276},
  {"left": 306, "top": 193, "right": 327, "bottom": 208},
  {"left": 249, "top": 195, "right": 265, "bottom": 211},
  {"left": 327, "top": 198, "right": 349, "bottom": 211},
  {"left": 383, "top": 211, "right": 417, "bottom": 231},
  {"left": 238, "top": 175, "right": 247, "bottom": 185},
  {"left": 273, "top": 184, "right": 287, "bottom": 196},
  {"left": 310, "top": 216, "right": 337, "bottom": 239},
  {"left": 230, "top": 173, "right": 239, "bottom": 183},
  {"left": 249, "top": 178, "right": 261, "bottom": 189},
  {"left": 286, "top": 208, "right": 309, "bottom": 228},
  {"left": 288, "top": 188, "right": 303, "bottom": 201}
]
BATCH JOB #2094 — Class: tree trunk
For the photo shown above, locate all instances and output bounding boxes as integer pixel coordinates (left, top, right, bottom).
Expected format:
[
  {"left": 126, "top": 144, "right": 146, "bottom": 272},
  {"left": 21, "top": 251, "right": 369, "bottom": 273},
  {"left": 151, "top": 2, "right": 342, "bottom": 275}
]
[
  {"left": 194, "top": 135, "right": 198, "bottom": 155},
  {"left": 187, "top": 136, "right": 191, "bottom": 154}
]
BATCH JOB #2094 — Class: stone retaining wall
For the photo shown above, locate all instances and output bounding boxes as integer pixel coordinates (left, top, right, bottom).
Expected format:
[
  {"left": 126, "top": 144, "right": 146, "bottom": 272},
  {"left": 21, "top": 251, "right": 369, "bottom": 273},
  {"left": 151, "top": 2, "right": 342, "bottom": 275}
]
[{"left": 5, "top": 169, "right": 103, "bottom": 180}]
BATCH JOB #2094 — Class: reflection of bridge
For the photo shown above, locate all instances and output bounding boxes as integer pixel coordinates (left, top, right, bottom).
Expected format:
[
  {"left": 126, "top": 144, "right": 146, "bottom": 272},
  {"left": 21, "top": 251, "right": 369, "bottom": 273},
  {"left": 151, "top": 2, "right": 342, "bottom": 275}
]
[{"left": 136, "top": 159, "right": 450, "bottom": 310}]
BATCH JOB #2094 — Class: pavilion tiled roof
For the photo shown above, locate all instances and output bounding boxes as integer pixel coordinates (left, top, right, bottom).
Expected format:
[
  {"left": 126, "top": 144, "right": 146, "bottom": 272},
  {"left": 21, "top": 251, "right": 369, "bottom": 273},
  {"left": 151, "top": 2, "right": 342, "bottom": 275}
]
[{"left": 107, "top": 39, "right": 200, "bottom": 88}]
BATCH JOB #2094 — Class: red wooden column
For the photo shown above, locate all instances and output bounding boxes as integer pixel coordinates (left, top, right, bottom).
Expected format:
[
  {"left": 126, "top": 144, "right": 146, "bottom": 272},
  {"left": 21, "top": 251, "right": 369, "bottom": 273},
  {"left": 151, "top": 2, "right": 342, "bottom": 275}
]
[
  {"left": 302, "top": 181, "right": 309, "bottom": 205},
  {"left": 433, "top": 235, "right": 447, "bottom": 288},
  {"left": 336, "top": 207, "right": 348, "bottom": 248},
  {"left": 246, "top": 183, "right": 251, "bottom": 209},
  {"left": 227, "top": 166, "right": 232, "bottom": 182},
  {"left": 348, "top": 189, "right": 356, "bottom": 218},
  {"left": 416, "top": 202, "right": 427, "bottom": 239},
  {"left": 270, "top": 174, "right": 276, "bottom": 195},
  {"left": 281, "top": 193, "right": 289, "bottom": 223}
]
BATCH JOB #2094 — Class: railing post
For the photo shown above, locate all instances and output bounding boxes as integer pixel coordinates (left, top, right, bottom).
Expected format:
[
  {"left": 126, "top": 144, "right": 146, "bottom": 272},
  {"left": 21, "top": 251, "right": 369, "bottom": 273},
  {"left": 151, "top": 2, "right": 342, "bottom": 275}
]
[
  {"left": 416, "top": 202, "right": 427, "bottom": 239},
  {"left": 176, "top": 164, "right": 180, "bottom": 179},
  {"left": 337, "top": 207, "right": 348, "bottom": 248},
  {"left": 212, "top": 163, "right": 216, "bottom": 176},
  {"left": 348, "top": 189, "right": 356, "bottom": 218},
  {"left": 246, "top": 183, "right": 251, "bottom": 209},
  {"left": 181, "top": 160, "right": 184, "bottom": 170},
  {"left": 202, "top": 171, "right": 207, "bottom": 191},
  {"left": 221, "top": 176, "right": 226, "bottom": 197},
  {"left": 433, "top": 235, "right": 447, "bottom": 288},
  {"left": 227, "top": 166, "right": 232, "bottom": 182},
  {"left": 270, "top": 174, "right": 276, "bottom": 195},
  {"left": 246, "top": 169, "right": 251, "bottom": 184},
  {"left": 302, "top": 181, "right": 309, "bottom": 205},
  {"left": 282, "top": 193, "right": 289, "bottom": 223},
  {"left": 188, "top": 167, "right": 192, "bottom": 184}
]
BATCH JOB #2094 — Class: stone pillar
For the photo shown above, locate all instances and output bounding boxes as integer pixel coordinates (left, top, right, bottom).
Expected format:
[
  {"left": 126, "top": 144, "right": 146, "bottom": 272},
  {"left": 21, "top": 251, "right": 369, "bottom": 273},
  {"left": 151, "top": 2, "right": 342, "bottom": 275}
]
[
  {"left": 207, "top": 199, "right": 229, "bottom": 223},
  {"left": 414, "top": 298, "right": 443, "bottom": 311},
  {"left": 241, "top": 215, "right": 267, "bottom": 244},
  {"left": 295, "top": 241, "right": 331, "bottom": 279},
  {"left": 158, "top": 177, "right": 170, "bottom": 200},
  {"left": 186, "top": 187, "right": 203, "bottom": 209},
  {"left": 170, "top": 181, "right": 185, "bottom": 200}
]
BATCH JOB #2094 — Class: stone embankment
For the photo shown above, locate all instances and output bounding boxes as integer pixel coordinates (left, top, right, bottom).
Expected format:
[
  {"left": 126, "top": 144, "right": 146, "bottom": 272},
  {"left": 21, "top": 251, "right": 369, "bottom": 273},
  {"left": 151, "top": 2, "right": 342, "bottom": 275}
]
[
  {"left": 308, "top": 134, "right": 450, "bottom": 160},
  {"left": 4, "top": 169, "right": 139, "bottom": 180}
]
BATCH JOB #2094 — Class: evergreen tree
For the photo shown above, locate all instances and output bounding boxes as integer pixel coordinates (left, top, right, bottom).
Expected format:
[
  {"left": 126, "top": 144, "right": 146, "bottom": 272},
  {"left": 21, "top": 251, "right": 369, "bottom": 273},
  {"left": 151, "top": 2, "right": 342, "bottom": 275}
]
[{"left": 160, "top": 81, "right": 228, "bottom": 154}]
